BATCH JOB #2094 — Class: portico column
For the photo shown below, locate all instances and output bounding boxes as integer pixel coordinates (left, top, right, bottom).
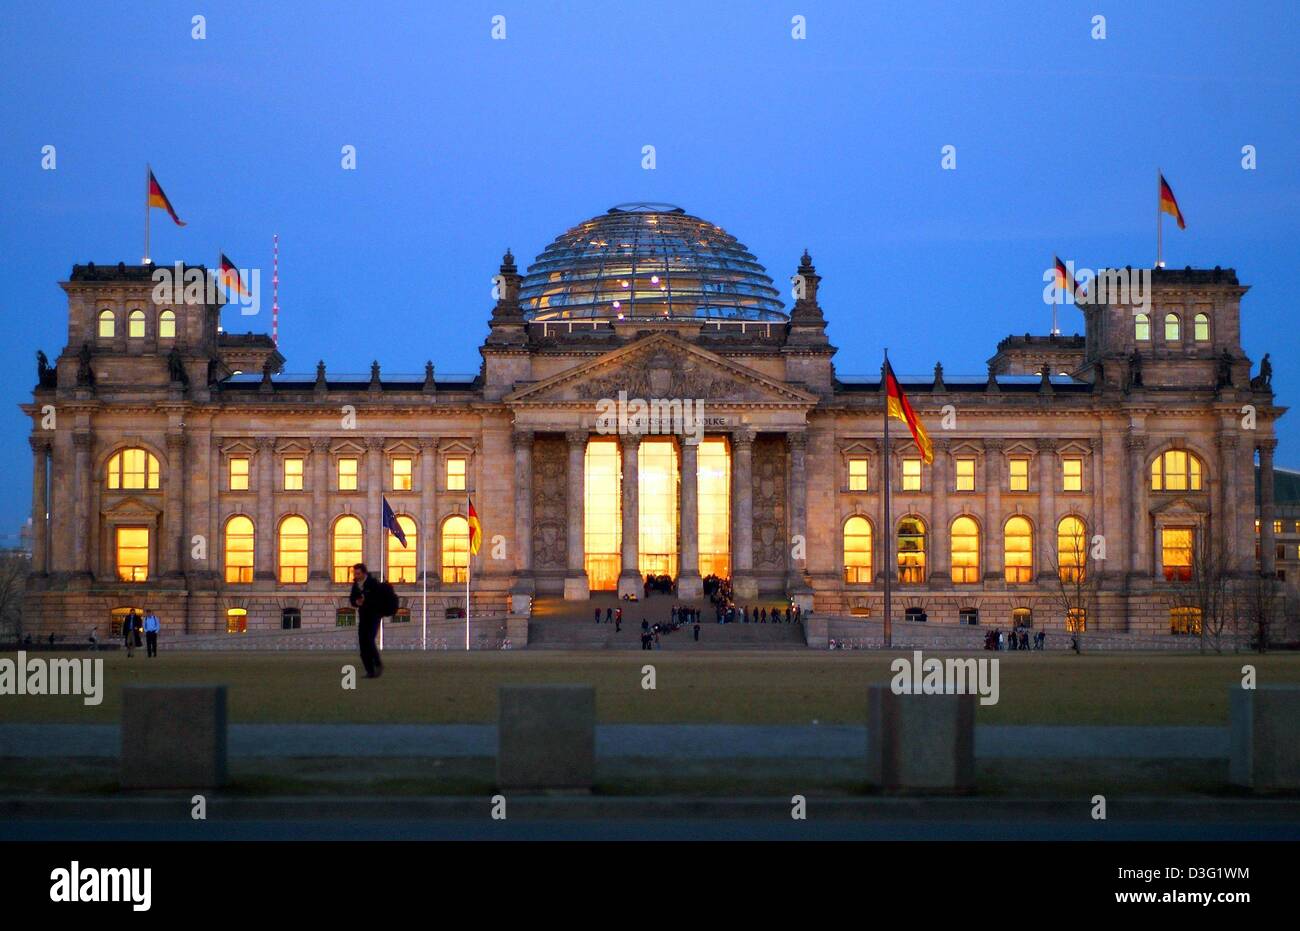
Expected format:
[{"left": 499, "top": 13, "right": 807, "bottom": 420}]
[
  {"left": 1036, "top": 438, "right": 1057, "bottom": 580},
  {"left": 72, "top": 430, "right": 92, "bottom": 576},
  {"left": 563, "top": 431, "right": 588, "bottom": 599},
  {"left": 254, "top": 437, "right": 275, "bottom": 581},
  {"left": 309, "top": 439, "right": 330, "bottom": 581},
  {"left": 1252, "top": 436, "right": 1272, "bottom": 577},
  {"left": 731, "top": 429, "right": 757, "bottom": 600},
  {"left": 617, "top": 433, "right": 642, "bottom": 600},
  {"left": 165, "top": 431, "right": 187, "bottom": 577},
  {"left": 28, "top": 436, "right": 49, "bottom": 575},
  {"left": 984, "top": 440, "right": 1003, "bottom": 580},
  {"left": 786, "top": 432, "right": 812, "bottom": 599},
  {"left": 512, "top": 429, "right": 536, "bottom": 598},
  {"left": 678, "top": 438, "right": 703, "bottom": 599},
  {"left": 1126, "top": 433, "right": 1147, "bottom": 576}
]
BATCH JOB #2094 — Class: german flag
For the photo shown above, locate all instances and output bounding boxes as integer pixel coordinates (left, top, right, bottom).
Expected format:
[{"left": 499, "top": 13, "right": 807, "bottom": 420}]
[
  {"left": 1054, "top": 255, "right": 1087, "bottom": 300},
  {"left": 147, "top": 168, "right": 186, "bottom": 226},
  {"left": 885, "top": 360, "right": 933, "bottom": 464},
  {"left": 219, "top": 253, "right": 249, "bottom": 296},
  {"left": 467, "top": 499, "right": 482, "bottom": 556},
  {"left": 1159, "top": 173, "right": 1186, "bottom": 229}
]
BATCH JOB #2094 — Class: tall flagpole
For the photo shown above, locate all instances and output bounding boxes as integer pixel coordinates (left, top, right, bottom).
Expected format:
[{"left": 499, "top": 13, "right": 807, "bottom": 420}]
[
  {"left": 421, "top": 519, "right": 427, "bottom": 651},
  {"left": 143, "top": 164, "right": 151, "bottom": 264},
  {"left": 465, "top": 494, "right": 471, "bottom": 651},
  {"left": 379, "top": 506, "right": 385, "bottom": 652},
  {"left": 882, "top": 349, "right": 893, "bottom": 650},
  {"left": 1156, "top": 167, "right": 1163, "bottom": 269}
]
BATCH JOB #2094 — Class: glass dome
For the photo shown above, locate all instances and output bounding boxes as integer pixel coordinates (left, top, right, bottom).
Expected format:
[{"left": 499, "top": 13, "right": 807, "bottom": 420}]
[{"left": 519, "top": 203, "right": 787, "bottom": 322}]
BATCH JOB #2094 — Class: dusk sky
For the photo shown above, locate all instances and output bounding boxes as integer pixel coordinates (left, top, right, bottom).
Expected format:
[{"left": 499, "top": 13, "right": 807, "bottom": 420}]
[{"left": 1, "top": 0, "right": 1297, "bottom": 539}]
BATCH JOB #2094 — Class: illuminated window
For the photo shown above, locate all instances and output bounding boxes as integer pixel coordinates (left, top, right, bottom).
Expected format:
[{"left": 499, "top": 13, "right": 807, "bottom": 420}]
[
  {"left": 1004, "top": 516, "right": 1034, "bottom": 583},
  {"left": 1012, "top": 607, "right": 1033, "bottom": 629},
  {"left": 638, "top": 439, "right": 679, "bottom": 579},
  {"left": 97, "top": 309, "right": 115, "bottom": 338},
  {"left": 902, "top": 457, "right": 921, "bottom": 492},
  {"left": 1193, "top": 313, "right": 1209, "bottom": 341},
  {"left": 387, "top": 515, "right": 417, "bottom": 583},
  {"left": 848, "top": 457, "right": 868, "bottom": 491},
  {"left": 159, "top": 309, "right": 176, "bottom": 339},
  {"left": 338, "top": 457, "right": 358, "bottom": 491},
  {"left": 223, "top": 515, "right": 254, "bottom": 584},
  {"left": 229, "top": 457, "right": 249, "bottom": 491},
  {"left": 1062, "top": 456, "right": 1083, "bottom": 492},
  {"left": 698, "top": 438, "right": 731, "bottom": 579},
  {"left": 1134, "top": 313, "right": 1150, "bottom": 341},
  {"left": 109, "top": 607, "right": 145, "bottom": 637},
  {"left": 584, "top": 439, "right": 621, "bottom": 591},
  {"left": 1058, "top": 516, "right": 1087, "bottom": 583},
  {"left": 897, "top": 516, "right": 926, "bottom": 583},
  {"left": 277, "top": 515, "right": 309, "bottom": 584},
  {"left": 226, "top": 608, "right": 248, "bottom": 634},
  {"left": 1009, "top": 457, "right": 1029, "bottom": 491},
  {"left": 283, "top": 457, "right": 304, "bottom": 491},
  {"left": 1164, "top": 313, "right": 1180, "bottom": 341},
  {"left": 1067, "top": 608, "right": 1087, "bottom": 633},
  {"left": 392, "top": 457, "right": 413, "bottom": 491},
  {"left": 1170, "top": 606, "right": 1201, "bottom": 635},
  {"left": 446, "top": 458, "right": 466, "bottom": 491},
  {"left": 1151, "top": 449, "right": 1204, "bottom": 491},
  {"left": 955, "top": 457, "right": 976, "bottom": 492},
  {"left": 1273, "top": 520, "right": 1282, "bottom": 534},
  {"left": 128, "top": 309, "right": 146, "bottom": 338},
  {"left": 115, "top": 526, "right": 149, "bottom": 581},
  {"left": 1162, "top": 526, "right": 1194, "bottom": 582},
  {"left": 107, "top": 448, "right": 160, "bottom": 490},
  {"left": 950, "top": 516, "right": 980, "bottom": 584},
  {"left": 332, "top": 515, "right": 363, "bottom": 584},
  {"left": 844, "top": 516, "right": 873, "bottom": 584},
  {"left": 441, "top": 515, "right": 469, "bottom": 584}
]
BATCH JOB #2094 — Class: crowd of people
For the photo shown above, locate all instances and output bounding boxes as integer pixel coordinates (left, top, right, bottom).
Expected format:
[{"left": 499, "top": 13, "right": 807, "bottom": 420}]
[{"left": 984, "top": 625, "right": 1045, "bottom": 651}]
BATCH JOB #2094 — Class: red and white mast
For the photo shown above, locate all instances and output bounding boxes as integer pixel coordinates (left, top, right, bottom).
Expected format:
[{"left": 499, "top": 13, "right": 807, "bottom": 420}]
[{"left": 272, "top": 232, "right": 280, "bottom": 347}]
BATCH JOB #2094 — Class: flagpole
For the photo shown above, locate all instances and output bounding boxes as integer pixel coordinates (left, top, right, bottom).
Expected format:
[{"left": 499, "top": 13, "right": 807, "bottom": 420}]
[
  {"left": 465, "top": 494, "right": 471, "bottom": 651},
  {"left": 882, "top": 349, "right": 893, "bottom": 650},
  {"left": 1156, "top": 167, "right": 1163, "bottom": 269},
  {"left": 421, "top": 520, "right": 427, "bottom": 651},
  {"left": 379, "top": 505, "right": 385, "bottom": 652},
  {"left": 143, "top": 164, "right": 151, "bottom": 264}
]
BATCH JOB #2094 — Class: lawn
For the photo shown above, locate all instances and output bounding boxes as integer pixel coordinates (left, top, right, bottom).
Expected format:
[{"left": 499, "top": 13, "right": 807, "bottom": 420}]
[{"left": 2, "top": 650, "right": 1296, "bottom": 726}]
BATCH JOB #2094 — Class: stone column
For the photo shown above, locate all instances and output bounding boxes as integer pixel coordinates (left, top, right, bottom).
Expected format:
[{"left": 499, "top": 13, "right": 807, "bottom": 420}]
[
  {"left": 254, "top": 437, "right": 275, "bottom": 581},
  {"left": 165, "top": 431, "right": 187, "bottom": 577},
  {"left": 617, "top": 433, "right": 642, "bottom": 600},
  {"left": 367, "top": 437, "right": 384, "bottom": 577},
  {"left": 563, "top": 431, "right": 588, "bottom": 600},
  {"left": 1126, "top": 433, "right": 1148, "bottom": 576},
  {"left": 984, "top": 440, "right": 1003, "bottom": 580},
  {"left": 28, "top": 436, "right": 49, "bottom": 575},
  {"left": 512, "top": 429, "right": 535, "bottom": 604},
  {"left": 309, "top": 439, "right": 330, "bottom": 581},
  {"left": 72, "top": 430, "right": 92, "bottom": 576},
  {"left": 731, "top": 429, "right": 757, "bottom": 600},
  {"left": 678, "top": 438, "right": 703, "bottom": 599},
  {"left": 930, "top": 440, "right": 950, "bottom": 584},
  {"left": 786, "top": 431, "right": 812, "bottom": 603},
  {"left": 1036, "top": 438, "right": 1057, "bottom": 580},
  {"left": 1253, "top": 436, "right": 1274, "bottom": 574}
]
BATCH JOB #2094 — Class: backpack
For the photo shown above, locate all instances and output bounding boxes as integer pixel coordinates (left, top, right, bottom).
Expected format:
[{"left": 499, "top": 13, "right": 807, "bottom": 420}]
[{"left": 374, "top": 581, "right": 399, "bottom": 618}]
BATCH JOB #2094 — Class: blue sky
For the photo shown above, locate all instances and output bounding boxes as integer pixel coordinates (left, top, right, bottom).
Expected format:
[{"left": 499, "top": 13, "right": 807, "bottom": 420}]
[{"left": 1, "top": 1, "right": 1297, "bottom": 539}]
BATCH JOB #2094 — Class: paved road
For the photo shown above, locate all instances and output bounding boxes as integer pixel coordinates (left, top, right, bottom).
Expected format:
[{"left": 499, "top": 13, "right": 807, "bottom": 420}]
[{"left": 0, "top": 723, "right": 1227, "bottom": 759}]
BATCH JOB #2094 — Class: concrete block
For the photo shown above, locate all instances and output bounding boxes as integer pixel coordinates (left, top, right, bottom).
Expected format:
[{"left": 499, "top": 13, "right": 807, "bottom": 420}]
[
  {"left": 866, "top": 684, "right": 975, "bottom": 792},
  {"left": 498, "top": 684, "right": 595, "bottom": 790},
  {"left": 121, "top": 686, "right": 227, "bottom": 789},
  {"left": 1230, "top": 686, "right": 1300, "bottom": 791}
]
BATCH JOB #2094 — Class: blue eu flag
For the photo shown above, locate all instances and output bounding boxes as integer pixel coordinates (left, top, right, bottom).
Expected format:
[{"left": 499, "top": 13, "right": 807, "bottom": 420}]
[{"left": 382, "top": 496, "right": 407, "bottom": 547}]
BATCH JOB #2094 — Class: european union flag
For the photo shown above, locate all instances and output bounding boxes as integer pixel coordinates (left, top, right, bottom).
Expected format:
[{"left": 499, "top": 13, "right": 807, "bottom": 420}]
[{"left": 382, "top": 496, "right": 407, "bottom": 547}]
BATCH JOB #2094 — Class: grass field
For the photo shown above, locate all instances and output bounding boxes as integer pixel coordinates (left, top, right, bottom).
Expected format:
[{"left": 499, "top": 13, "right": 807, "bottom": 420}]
[{"left": 3, "top": 650, "right": 1298, "bottom": 726}]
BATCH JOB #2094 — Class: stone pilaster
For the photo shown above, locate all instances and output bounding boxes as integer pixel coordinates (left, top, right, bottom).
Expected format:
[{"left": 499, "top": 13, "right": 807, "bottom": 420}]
[
  {"left": 512, "top": 429, "right": 536, "bottom": 607},
  {"left": 254, "top": 437, "right": 275, "bottom": 581},
  {"left": 1126, "top": 432, "right": 1148, "bottom": 576},
  {"left": 617, "top": 433, "right": 642, "bottom": 599},
  {"left": 366, "top": 437, "right": 384, "bottom": 578},
  {"left": 28, "top": 435, "right": 49, "bottom": 575},
  {"left": 786, "top": 431, "right": 813, "bottom": 610},
  {"left": 930, "top": 440, "right": 950, "bottom": 584},
  {"left": 419, "top": 438, "right": 437, "bottom": 590},
  {"left": 731, "top": 429, "right": 757, "bottom": 600},
  {"left": 1037, "top": 438, "right": 1057, "bottom": 580},
  {"left": 678, "top": 437, "right": 703, "bottom": 600},
  {"left": 984, "top": 440, "right": 1003, "bottom": 579},
  {"left": 309, "top": 439, "right": 330, "bottom": 581},
  {"left": 165, "top": 431, "right": 187, "bottom": 577},
  {"left": 563, "top": 431, "right": 588, "bottom": 599},
  {"left": 72, "top": 430, "right": 92, "bottom": 576}
]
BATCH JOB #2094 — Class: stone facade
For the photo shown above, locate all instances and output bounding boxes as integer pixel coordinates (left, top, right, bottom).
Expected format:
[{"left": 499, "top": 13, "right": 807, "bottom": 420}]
[{"left": 20, "top": 234, "right": 1286, "bottom": 643}]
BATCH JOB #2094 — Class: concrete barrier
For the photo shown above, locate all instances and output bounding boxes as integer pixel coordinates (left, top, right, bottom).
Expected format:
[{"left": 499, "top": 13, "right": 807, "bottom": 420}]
[
  {"left": 866, "top": 684, "right": 975, "bottom": 792},
  {"left": 497, "top": 684, "right": 595, "bottom": 790},
  {"left": 1230, "top": 685, "right": 1300, "bottom": 791},
  {"left": 121, "top": 686, "right": 228, "bottom": 789}
]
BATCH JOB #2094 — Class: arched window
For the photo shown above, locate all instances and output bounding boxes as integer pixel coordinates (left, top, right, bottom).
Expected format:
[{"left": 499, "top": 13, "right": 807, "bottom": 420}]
[
  {"left": 1164, "top": 312, "right": 1180, "bottom": 342},
  {"left": 387, "top": 515, "right": 418, "bottom": 583},
  {"left": 1012, "top": 607, "right": 1033, "bottom": 629},
  {"left": 843, "top": 516, "right": 873, "bottom": 584},
  {"left": 332, "top": 515, "right": 363, "bottom": 583},
  {"left": 1004, "top": 516, "right": 1034, "bottom": 583},
  {"left": 127, "top": 309, "right": 146, "bottom": 338},
  {"left": 1193, "top": 313, "right": 1209, "bottom": 341},
  {"left": 98, "top": 309, "right": 116, "bottom": 338},
  {"left": 897, "top": 516, "right": 926, "bottom": 584},
  {"left": 1134, "top": 312, "right": 1150, "bottom": 341},
  {"left": 226, "top": 608, "right": 248, "bottom": 634},
  {"left": 1150, "top": 449, "right": 1204, "bottom": 491},
  {"left": 278, "top": 515, "right": 309, "bottom": 584},
  {"left": 159, "top": 309, "right": 176, "bottom": 339},
  {"left": 223, "top": 515, "right": 254, "bottom": 584},
  {"left": 1057, "top": 516, "right": 1087, "bottom": 583},
  {"left": 950, "top": 516, "right": 980, "bottom": 583},
  {"left": 441, "top": 515, "right": 469, "bottom": 584},
  {"left": 106, "top": 448, "right": 160, "bottom": 490}
]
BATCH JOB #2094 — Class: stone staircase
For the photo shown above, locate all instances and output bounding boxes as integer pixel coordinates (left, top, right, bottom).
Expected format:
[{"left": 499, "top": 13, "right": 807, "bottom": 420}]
[{"left": 528, "top": 595, "right": 806, "bottom": 650}]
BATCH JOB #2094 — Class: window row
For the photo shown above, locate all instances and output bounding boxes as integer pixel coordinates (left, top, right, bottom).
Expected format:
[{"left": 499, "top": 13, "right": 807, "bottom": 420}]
[
  {"left": 226, "top": 454, "right": 465, "bottom": 492},
  {"left": 846, "top": 455, "right": 1086, "bottom": 493},
  {"left": 1134, "top": 311, "right": 1210, "bottom": 343},
  {"left": 97, "top": 308, "right": 177, "bottom": 340}
]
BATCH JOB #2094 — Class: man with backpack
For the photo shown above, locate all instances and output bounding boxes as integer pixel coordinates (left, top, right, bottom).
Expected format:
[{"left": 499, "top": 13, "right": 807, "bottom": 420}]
[{"left": 350, "top": 562, "right": 396, "bottom": 679}]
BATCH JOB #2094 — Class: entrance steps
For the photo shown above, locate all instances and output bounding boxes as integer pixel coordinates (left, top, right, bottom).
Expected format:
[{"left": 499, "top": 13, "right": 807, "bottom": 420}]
[{"left": 528, "top": 595, "right": 806, "bottom": 650}]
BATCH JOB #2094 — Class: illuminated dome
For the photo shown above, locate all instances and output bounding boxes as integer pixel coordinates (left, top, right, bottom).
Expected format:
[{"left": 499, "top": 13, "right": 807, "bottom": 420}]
[{"left": 519, "top": 203, "right": 787, "bottom": 322}]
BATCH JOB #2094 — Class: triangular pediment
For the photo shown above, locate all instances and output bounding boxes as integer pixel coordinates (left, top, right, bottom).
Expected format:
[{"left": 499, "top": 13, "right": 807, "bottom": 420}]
[
  {"left": 505, "top": 334, "right": 818, "bottom": 407},
  {"left": 1150, "top": 495, "right": 1208, "bottom": 517},
  {"left": 103, "top": 496, "right": 161, "bottom": 519}
]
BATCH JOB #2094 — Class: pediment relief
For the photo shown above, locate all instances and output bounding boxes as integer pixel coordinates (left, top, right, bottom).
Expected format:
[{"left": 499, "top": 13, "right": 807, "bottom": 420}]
[
  {"left": 276, "top": 439, "right": 311, "bottom": 454},
  {"left": 330, "top": 439, "right": 367, "bottom": 455},
  {"left": 1002, "top": 441, "right": 1038, "bottom": 457},
  {"left": 103, "top": 496, "right": 161, "bottom": 520},
  {"left": 1150, "top": 495, "right": 1208, "bottom": 517},
  {"left": 221, "top": 439, "right": 258, "bottom": 455},
  {"left": 506, "top": 334, "right": 817, "bottom": 406},
  {"left": 839, "top": 440, "right": 878, "bottom": 457}
]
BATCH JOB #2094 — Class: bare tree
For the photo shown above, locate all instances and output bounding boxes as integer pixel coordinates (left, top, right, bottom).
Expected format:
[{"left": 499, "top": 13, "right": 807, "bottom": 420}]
[
  {"left": 1232, "top": 571, "right": 1281, "bottom": 653},
  {"left": 1043, "top": 519, "right": 1098, "bottom": 653},
  {"left": 1165, "top": 527, "right": 1233, "bottom": 653},
  {"left": 0, "top": 551, "right": 29, "bottom": 642}
]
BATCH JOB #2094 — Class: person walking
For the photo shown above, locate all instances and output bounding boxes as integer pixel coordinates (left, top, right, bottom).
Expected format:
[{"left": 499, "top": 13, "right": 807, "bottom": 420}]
[
  {"left": 349, "top": 563, "right": 385, "bottom": 678},
  {"left": 143, "top": 609, "right": 160, "bottom": 658},
  {"left": 123, "top": 610, "right": 139, "bottom": 658},
  {"left": 594, "top": 608, "right": 601, "bottom": 625}
]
